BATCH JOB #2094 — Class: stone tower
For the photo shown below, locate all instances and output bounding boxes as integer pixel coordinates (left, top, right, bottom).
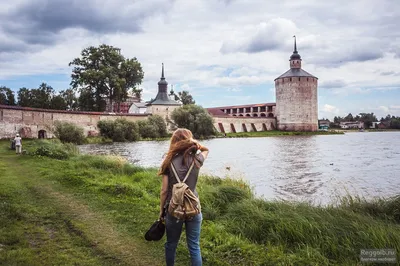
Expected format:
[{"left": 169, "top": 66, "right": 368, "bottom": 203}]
[
  {"left": 274, "top": 36, "right": 318, "bottom": 131},
  {"left": 146, "top": 63, "right": 181, "bottom": 118}
]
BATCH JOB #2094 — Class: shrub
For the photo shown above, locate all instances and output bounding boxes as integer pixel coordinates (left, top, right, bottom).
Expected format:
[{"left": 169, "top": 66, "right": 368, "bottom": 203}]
[
  {"left": 53, "top": 121, "right": 85, "bottom": 144},
  {"left": 28, "top": 139, "right": 79, "bottom": 160},
  {"left": 148, "top": 115, "right": 168, "bottom": 137},
  {"left": 97, "top": 118, "right": 140, "bottom": 142},
  {"left": 171, "top": 104, "right": 216, "bottom": 138},
  {"left": 97, "top": 120, "right": 114, "bottom": 139},
  {"left": 137, "top": 115, "right": 168, "bottom": 139}
]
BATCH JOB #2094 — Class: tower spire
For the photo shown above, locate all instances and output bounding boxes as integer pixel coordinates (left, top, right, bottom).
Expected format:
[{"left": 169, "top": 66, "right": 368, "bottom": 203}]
[
  {"left": 161, "top": 63, "right": 165, "bottom": 78},
  {"left": 293, "top": 35, "right": 297, "bottom": 53}
]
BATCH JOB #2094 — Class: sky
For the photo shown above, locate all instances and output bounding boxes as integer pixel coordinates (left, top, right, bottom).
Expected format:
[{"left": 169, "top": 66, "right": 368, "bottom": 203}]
[{"left": 0, "top": 0, "right": 399, "bottom": 120}]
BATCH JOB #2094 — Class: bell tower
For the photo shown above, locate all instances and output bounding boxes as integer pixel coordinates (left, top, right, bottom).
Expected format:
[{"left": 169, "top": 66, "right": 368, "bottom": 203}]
[{"left": 290, "top": 35, "right": 302, "bottom": 69}]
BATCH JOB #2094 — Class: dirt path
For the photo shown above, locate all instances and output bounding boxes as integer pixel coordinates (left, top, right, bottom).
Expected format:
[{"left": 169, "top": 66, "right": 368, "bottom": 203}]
[{"left": 0, "top": 152, "right": 163, "bottom": 266}]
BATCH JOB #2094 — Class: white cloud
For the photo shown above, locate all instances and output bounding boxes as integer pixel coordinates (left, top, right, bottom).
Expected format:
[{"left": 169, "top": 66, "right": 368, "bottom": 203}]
[
  {"left": 0, "top": 0, "right": 399, "bottom": 114},
  {"left": 379, "top": 106, "right": 389, "bottom": 113},
  {"left": 323, "top": 104, "right": 340, "bottom": 114}
]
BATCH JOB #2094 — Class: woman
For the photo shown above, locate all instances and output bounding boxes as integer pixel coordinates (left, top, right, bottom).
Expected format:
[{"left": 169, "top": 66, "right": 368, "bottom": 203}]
[{"left": 159, "top": 128, "right": 209, "bottom": 266}]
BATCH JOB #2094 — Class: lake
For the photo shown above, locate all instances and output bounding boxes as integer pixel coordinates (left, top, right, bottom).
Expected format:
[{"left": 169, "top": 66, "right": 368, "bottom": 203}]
[{"left": 79, "top": 132, "right": 400, "bottom": 205}]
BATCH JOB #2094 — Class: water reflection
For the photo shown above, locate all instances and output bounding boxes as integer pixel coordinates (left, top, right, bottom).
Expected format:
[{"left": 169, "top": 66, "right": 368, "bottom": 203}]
[{"left": 79, "top": 132, "right": 400, "bottom": 205}]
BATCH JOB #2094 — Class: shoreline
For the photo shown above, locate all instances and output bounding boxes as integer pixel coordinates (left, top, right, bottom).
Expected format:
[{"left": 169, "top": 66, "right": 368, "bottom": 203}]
[{"left": 1, "top": 139, "right": 399, "bottom": 265}]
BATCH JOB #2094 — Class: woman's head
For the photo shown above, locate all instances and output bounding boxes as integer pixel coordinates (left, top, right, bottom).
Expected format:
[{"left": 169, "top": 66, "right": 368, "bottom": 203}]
[
  {"left": 158, "top": 128, "right": 199, "bottom": 175},
  {"left": 170, "top": 128, "right": 193, "bottom": 146}
]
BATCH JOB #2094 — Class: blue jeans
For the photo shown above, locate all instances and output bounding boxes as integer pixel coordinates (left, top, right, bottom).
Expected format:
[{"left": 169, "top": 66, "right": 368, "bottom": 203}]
[{"left": 165, "top": 212, "right": 203, "bottom": 266}]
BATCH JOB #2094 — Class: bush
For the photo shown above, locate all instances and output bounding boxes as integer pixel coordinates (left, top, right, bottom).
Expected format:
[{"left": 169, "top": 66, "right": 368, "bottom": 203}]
[
  {"left": 53, "top": 121, "right": 85, "bottom": 144},
  {"left": 137, "top": 115, "right": 168, "bottom": 139},
  {"left": 28, "top": 139, "right": 79, "bottom": 160},
  {"left": 97, "top": 118, "right": 140, "bottom": 142},
  {"left": 171, "top": 104, "right": 216, "bottom": 138},
  {"left": 148, "top": 115, "right": 168, "bottom": 137}
]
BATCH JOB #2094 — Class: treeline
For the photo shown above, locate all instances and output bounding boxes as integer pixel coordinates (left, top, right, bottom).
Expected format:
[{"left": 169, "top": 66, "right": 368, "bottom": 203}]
[
  {"left": 1, "top": 44, "right": 196, "bottom": 112},
  {"left": 329, "top": 113, "right": 400, "bottom": 129},
  {"left": 1, "top": 84, "right": 77, "bottom": 110},
  {"left": 0, "top": 84, "right": 77, "bottom": 110}
]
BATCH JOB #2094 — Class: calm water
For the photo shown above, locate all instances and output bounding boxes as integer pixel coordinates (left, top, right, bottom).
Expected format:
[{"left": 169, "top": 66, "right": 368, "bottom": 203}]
[{"left": 79, "top": 132, "right": 400, "bottom": 205}]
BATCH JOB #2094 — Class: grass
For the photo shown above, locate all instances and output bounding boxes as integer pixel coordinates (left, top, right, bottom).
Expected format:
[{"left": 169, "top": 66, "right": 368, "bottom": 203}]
[
  {"left": 225, "top": 130, "right": 344, "bottom": 138},
  {"left": 1, "top": 140, "right": 399, "bottom": 265}
]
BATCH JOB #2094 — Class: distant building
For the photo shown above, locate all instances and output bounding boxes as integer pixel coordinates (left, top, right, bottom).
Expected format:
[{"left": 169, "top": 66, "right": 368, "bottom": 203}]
[
  {"left": 206, "top": 36, "right": 319, "bottom": 132},
  {"left": 207, "top": 103, "right": 276, "bottom": 118},
  {"left": 145, "top": 63, "right": 181, "bottom": 119},
  {"left": 318, "top": 119, "right": 330, "bottom": 130},
  {"left": 274, "top": 36, "right": 318, "bottom": 131},
  {"left": 104, "top": 94, "right": 141, "bottom": 114},
  {"left": 340, "top": 121, "right": 364, "bottom": 129},
  {"left": 128, "top": 102, "right": 147, "bottom": 114}
]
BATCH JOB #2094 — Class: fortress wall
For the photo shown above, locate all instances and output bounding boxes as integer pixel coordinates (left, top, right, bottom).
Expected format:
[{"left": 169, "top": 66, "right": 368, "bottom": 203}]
[
  {"left": 0, "top": 105, "right": 149, "bottom": 139},
  {"left": 212, "top": 116, "right": 276, "bottom": 133}
]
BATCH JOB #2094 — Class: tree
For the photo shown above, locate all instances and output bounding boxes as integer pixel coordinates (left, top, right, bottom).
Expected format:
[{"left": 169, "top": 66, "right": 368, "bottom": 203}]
[
  {"left": 178, "top": 90, "right": 195, "bottom": 105},
  {"left": 171, "top": 104, "right": 216, "bottom": 138},
  {"left": 131, "top": 87, "right": 143, "bottom": 102},
  {"left": 69, "top": 44, "right": 144, "bottom": 112},
  {"left": 17, "top": 87, "right": 31, "bottom": 107},
  {"left": 17, "top": 84, "right": 54, "bottom": 108},
  {"left": 60, "top": 89, "right": 78, "bottom": 110},
  {"left": 344, "top": 113, "right": 354, "bottom": 122},
  {"left": 358, "top": 113, "right": 378, "bottom": 128},
  {"left": 50, "top": 95, "right": 68, "bottom": 110},
  {"left": 0, "top": 86, "right": 16, "bottom": 105}
]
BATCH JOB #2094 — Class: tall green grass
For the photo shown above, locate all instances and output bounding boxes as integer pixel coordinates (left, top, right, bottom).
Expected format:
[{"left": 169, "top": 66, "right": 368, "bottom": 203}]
[{"left": 13, "top": 141, "right": 400, "bottom": 265}]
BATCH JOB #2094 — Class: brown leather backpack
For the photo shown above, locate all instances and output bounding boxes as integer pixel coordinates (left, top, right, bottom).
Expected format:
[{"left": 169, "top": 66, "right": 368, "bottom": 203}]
[{"left": 168, "top": 161, "right": 201, "bottom": 221}]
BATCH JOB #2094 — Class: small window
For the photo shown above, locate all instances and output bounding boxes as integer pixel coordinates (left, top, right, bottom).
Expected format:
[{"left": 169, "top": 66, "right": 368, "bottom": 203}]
[
  {"left": 299, "top": 77, "right": 301, "bottom": 81},
  {"left": 307, "top": 78, "right": 309, "bottom": 81},
  {"left": 290, "top": 78, "right": 292, "bottom": 82}
]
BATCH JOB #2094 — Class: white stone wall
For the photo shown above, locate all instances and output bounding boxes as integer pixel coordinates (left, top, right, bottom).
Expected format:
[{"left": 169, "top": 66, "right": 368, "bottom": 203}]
[
  {"left": 212, "top": 116, "right": 276, "bottom": 133},
  {"left": 0, "top": 107, "right": 149, "bottom": 139}
]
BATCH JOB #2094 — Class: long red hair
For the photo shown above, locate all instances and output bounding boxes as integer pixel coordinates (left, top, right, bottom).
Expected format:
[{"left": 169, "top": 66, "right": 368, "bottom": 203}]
[{"left": 158, "top": 128, "right": 200, "bottom": 175}]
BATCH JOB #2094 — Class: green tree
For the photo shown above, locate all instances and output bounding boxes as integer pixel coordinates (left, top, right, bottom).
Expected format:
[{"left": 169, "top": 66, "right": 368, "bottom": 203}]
[
  {"left": 69, "top": 44, "right": 144, "bottom": 112},
  {"left": 178, "top": 90, "right": 195, "bottom": 105},
  {"left": 17, "top": 84, "right": 54, "bottom": 108},
  {"left": 344, "top": 113, "right": 354, "bottom": 122},
  {"left": 0, "top": 86, "right": 16, "bottom": 105},
  {"left": 132, "top": 87, "right": 143, "bottom": 101},
  {"left": 17, "top": 87, "right": 32, "bottom": 107},
  {"left": 171, "top": 104, "right": 216, "bottom": 138},
  {"left": 358, "top": 113, "right": 378, "bottom": 128},
  {"left": 60, "top": 89, "right": 78, "bottom": 110},
  {"left": 50, "top": 95, "right": 68, "bottom": 110}
]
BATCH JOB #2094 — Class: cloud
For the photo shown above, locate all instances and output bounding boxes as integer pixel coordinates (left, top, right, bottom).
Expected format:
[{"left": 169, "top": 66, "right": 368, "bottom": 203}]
[
  {"left": 220, "top": 18, "right": 297, "bottom": 54},
  {"left": 379, "top": 106, "right": 390, "bottom": 113},
  {"left": 0, "top": 0, "right": 400, "bottom": 115},
  {"left": 0, "top": 0, "right": 175, "bottom": 47},
  {"left": 381, "top": 71, "right": 400, "bottom": 76},
  {"left": 323, "top": 104, "right": 340, "bottom": 114},
  {"left": 320, "top": 80, "right": 347, "bottom": 89}
]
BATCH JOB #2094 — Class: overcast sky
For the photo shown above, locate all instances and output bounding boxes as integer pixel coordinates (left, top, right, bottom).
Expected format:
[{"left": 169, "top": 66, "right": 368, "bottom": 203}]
[{"left": 0, "top": 0, "right": 399, "bottom": 119}]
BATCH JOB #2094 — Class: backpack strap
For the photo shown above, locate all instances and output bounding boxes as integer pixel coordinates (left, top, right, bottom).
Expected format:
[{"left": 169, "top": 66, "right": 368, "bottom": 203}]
[{"left": 170, "top": 161, "right": 195, "bottom": 184}]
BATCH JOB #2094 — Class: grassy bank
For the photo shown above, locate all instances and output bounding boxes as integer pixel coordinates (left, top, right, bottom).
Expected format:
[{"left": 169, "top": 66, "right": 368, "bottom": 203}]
[
  {"left": 226, "top": 130, "right": 344, "bottom": 138},
  {"left": 1, "top": 140, "right": 399, "bottom": 265}
]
